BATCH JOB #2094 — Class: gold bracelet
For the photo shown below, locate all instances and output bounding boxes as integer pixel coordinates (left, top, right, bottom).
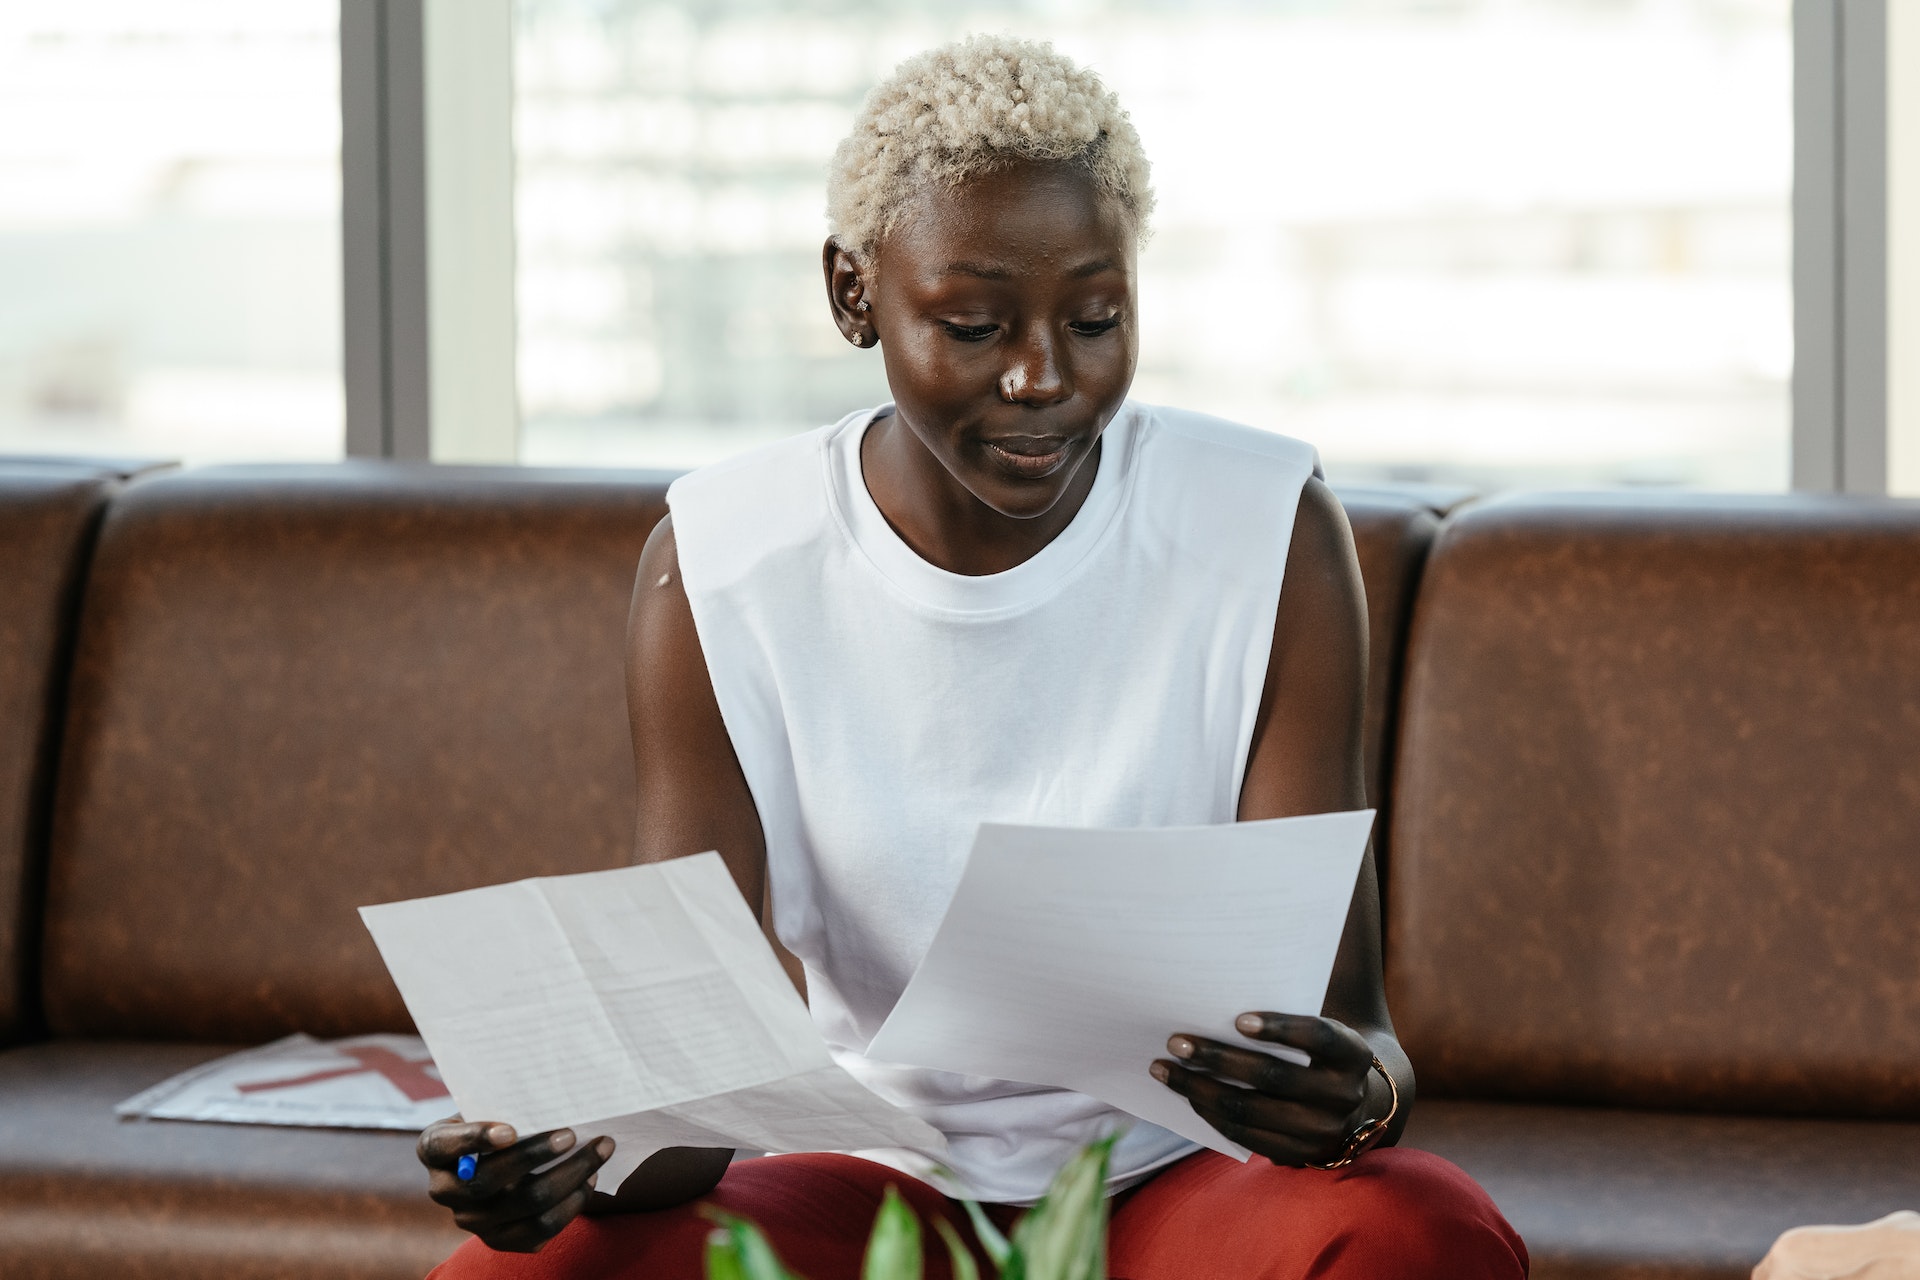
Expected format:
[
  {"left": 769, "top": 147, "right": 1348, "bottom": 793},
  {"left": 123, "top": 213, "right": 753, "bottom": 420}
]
[{"left": 1305, "top": 1056, "right": 1400, "bottom": 1171}]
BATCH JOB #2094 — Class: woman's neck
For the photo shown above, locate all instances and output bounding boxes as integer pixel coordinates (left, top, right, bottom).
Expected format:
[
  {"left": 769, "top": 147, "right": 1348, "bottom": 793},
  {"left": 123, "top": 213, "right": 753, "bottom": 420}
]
[{"left": 859, "top": 410, "right": 1102, "bottom": 577}]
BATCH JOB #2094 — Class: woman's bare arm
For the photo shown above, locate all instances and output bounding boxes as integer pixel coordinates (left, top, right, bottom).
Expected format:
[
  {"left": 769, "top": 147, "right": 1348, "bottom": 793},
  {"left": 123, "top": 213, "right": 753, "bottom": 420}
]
[
  {"left": 415, "top": 516, "right": 772, "bottom": 1248},
  {"left": 1154, "top": 476, "right": 1414, "bottom": 1161},
  {"left": 587, "top": 514, "right": 776, "bottom": 1211},
  {"left": 625, "top": 516, "right": 769, "bottom": 890}
]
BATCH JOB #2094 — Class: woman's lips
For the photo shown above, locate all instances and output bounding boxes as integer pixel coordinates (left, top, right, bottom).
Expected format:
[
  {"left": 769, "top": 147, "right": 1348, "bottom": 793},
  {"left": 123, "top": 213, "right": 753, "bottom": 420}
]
[{"left": 982, "top": 435, "right": 1072, "bottom": 478}]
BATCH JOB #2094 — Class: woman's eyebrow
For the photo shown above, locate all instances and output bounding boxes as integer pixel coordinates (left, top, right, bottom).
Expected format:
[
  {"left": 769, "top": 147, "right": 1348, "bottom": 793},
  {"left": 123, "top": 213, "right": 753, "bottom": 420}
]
[
  {"left": 939, "top": 258, "right": 1120, "bottom": 280},
  {"left": 942, "top": 260, "right": 1014, "bottom": 280}
]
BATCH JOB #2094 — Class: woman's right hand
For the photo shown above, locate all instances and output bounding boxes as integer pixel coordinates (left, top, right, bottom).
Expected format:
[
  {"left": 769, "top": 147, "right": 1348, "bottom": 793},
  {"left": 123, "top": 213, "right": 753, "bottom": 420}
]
[{"left": 418, "top": 1118, "right": 614, "bottom": 1253}]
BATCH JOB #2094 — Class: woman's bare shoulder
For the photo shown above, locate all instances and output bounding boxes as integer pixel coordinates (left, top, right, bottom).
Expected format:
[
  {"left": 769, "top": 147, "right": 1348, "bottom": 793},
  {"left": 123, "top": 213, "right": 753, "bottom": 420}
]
[
  {"left": 1289, "top": 476, "right": 1361, "bottom": 579},
  {"left": 629, "top": 514, "right": 692, "bottom": 660},
  {"left": 625, "top": 513, "right": 766, "bottom": 876},
  {"left": 1275, "top": 476, "right": 1365, "bottom": 665}
]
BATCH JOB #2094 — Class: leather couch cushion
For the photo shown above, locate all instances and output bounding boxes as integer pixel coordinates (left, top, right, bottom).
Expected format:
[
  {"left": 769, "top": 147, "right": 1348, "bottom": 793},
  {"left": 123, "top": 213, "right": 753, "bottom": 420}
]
[
  {"left": 1404, "top": 1099, "right": 1920, "bottom": 1280},
  {"left": 42, "top": 464, "right": 671, "bottom": 1041},
  {"left": 1388, "top": 494, "right": 1920, "bottom": 1115},
  {"left": 12, "top": 1059, "right": 1915, "bottom": 1280},
  {"left": 0, "top": 465, "right": 119, "bottom": 1043},
  {"left": 0, "top": 1039, "right": 462, "bottom": 1278}
]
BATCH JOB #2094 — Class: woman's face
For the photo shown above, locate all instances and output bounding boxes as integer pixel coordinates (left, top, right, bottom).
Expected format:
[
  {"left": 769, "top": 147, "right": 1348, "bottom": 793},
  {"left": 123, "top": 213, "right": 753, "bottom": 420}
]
[{"left": 830, "top": 160, "right": 1139, "bottom": 522}]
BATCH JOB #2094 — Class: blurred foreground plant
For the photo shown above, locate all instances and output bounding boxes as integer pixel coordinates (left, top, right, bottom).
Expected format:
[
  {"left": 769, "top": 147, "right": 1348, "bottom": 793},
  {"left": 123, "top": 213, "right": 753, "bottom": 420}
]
[{"left": 703, "top": 1134, "right": 1116, "bottom": 1280}]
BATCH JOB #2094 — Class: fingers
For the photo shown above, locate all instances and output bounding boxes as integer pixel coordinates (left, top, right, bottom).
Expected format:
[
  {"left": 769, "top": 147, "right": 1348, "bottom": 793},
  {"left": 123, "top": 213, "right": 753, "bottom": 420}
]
[
  {"left": 427, "top": 1129, "right": 583, "bottom": 1204},
  {"left": 1233, "top": 1012, "right": 1372, "bottom": 1071},
  {"left": 1150, "top": 1060, "right": 1346, "bottom": 1165},
  {"left": 418, "top": 1118, "right": 519, "bottom": 1170},
  {"left": 471, "top": 1185, "right": 596, "bottom": 1254},
  {"left": 1164, "top": 1035, "right": 1363, "bottom": 1114},
  {"left": 452, "top": 1136, "right": 603, "bottom": 1232},
  {"left": 453, "top": 1137, "right": 614, "bottom": 1253},
  {"left": 1153, "top": 1016, "right": 1377, "bottom": 1167},
  {"left": 1152, "top": 1059, "right": 1348, "bottom": 1143}
]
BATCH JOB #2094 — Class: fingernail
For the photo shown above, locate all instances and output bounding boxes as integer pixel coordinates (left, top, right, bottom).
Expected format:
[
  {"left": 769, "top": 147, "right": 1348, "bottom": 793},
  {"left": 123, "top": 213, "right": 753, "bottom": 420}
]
[
  {"left": 551, "top": 1129, "right": 576, "bottom": 1152},
  {"left": 596, "top": 1137, "right": 616, "bottom": 1159},
  {"left": 587, "top": 1173, "right": 599, "bottom": 1190},
  {"left": 487, "top": 1124, "right": 516, "bottom": 1146},
  {"left": 1168, "top": 1035, "right": 1195, "bottom": 1059},
  {"left": 1236, "top": 1013, "right": 1264, "bottom": 1035},
  {"left": 1149, "top": 1061, "right": 1170, "bottom": 1083}
]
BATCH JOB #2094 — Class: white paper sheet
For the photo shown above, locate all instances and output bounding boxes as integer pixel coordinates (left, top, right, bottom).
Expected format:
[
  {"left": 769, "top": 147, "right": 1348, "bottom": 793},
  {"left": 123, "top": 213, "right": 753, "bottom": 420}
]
[
  {"left": 360, "top": 853, "right": 945, "bottom": 1187},
  {"left": 866, "top": 811, "right": 1376, "bottom": 1162},
  {"left": 116, "top": 1033, "right": 452, "bottom": 1130}
]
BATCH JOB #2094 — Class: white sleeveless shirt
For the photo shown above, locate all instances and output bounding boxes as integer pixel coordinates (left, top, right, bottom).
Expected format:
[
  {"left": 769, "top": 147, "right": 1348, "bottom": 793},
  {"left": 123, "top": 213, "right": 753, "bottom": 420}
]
[{"left": 666, "top": 401, "right": 1320, "bottom": 1204}]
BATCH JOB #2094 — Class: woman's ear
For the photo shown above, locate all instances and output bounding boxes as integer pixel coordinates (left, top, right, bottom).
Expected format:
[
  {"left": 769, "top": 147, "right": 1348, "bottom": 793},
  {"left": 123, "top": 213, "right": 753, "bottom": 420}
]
[{"left": 822, "top": 238, "right": 877, "bottom": 348}]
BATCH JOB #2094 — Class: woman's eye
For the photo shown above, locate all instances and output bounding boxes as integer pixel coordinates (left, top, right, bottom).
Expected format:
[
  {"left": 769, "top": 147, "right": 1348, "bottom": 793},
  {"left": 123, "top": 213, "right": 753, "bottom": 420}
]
[
  {"left": 942, "top": 322, "right": 999, "bottom": 342},
  {"left": 1070, "top": 317, "right": 1122, "bottom": 336}
]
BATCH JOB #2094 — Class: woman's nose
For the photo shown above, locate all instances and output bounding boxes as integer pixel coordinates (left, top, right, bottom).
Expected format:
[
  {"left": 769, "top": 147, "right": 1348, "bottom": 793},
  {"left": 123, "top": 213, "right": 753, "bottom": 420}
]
[{"left": 999, "top": 327, "right": 1072, "bottom": 405}]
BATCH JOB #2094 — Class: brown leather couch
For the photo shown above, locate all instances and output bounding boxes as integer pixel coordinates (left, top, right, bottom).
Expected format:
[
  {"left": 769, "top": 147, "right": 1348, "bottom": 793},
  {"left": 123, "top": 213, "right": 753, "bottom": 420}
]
[
  {"left": 0, "top": 464, "right": 1914, "bottom": 1279},
  {"left": 3, "top": 463, "right": 671, "bottom": 1278},
  {"left": 1390, "top": 494, "right": 1920, "bottom": 1278}
]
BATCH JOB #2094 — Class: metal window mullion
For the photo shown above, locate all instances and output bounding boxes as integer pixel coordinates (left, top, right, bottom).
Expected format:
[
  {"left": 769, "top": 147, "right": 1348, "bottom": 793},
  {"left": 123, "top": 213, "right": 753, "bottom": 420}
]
[
  {"left": 341, "top": 0, "right": 390, "bottom": 459},
  {"left": 341, "top": 0, "right": 432, "bottom": 460},
  {"left": 1793, "top": 0, "right": 1841, "bottom": 491},
  {"left": 1839, "top": 0, "right": 1889, "bottom": 494}
]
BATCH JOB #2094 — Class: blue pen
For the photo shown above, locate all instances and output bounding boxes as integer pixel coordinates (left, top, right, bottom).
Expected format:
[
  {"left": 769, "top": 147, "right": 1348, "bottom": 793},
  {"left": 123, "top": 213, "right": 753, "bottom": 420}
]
[{"left": 457, "top": 1153, "right": 479, "bottom": 1182}]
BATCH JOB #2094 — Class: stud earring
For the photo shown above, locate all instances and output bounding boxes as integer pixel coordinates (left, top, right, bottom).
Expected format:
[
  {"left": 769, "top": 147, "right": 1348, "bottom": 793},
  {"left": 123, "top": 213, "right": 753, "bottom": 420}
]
[{"left": 856, "top": 300, "right": 870, "bottom": 312}]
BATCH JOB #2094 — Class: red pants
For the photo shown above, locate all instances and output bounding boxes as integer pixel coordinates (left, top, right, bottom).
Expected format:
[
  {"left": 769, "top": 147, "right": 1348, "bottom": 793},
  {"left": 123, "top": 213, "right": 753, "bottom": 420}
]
[{"left": 430, "top": 1147, "right": 1528, "bottom": 1279}]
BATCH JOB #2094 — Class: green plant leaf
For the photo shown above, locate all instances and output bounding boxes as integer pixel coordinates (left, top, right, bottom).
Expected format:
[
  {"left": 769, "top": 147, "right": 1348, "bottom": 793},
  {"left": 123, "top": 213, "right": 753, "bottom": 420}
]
[
  {"left": 705, "top": 1226, "right": 750, "bottom": 1280},
  {"left": 958, "top": 1197, "right": 1013, "bottom": 1271},
  {"left": 699, "top": 1138, "right": 1118, "bottom": 1280},
  {"left": 862, "top": 1185, "right": 924, "bottom": 1280},
  {"left": 933, "top": 1216, "right": 982, "bottom": 1280},
  {"left": 700, "top": 1211, "right": 805, "bottom": 1280},
  {"left": 735, "top": 1220, "right": 803, "bottom": 1280},
  {"left": 1007, "top": 1135, "right": 1116, "bottom": 1280}
]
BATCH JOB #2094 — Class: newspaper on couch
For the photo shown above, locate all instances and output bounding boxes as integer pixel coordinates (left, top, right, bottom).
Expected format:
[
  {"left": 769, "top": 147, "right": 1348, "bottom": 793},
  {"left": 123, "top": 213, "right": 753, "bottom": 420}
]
[{"left": 116, "top": 1032, "right": 454, "bottom": 1130}]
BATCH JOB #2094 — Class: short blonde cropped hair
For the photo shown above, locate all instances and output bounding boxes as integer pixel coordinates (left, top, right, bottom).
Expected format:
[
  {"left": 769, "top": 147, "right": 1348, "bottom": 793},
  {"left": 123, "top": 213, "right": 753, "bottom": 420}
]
[{"left": 827, "top": 35, "right": 1154, "bottom": 262}]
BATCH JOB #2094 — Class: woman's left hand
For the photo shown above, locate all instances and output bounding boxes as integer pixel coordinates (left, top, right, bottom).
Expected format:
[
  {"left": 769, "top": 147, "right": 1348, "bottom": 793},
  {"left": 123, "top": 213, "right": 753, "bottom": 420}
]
[{"left": 1151, "top": 1011, "right": 1375, "bottom": 1167}]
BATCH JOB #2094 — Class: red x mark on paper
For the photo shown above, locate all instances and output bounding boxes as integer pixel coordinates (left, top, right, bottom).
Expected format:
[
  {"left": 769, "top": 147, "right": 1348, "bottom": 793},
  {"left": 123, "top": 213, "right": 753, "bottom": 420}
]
[{"left": 236, "top": 1045, "right": 449, "bottom": 1103}]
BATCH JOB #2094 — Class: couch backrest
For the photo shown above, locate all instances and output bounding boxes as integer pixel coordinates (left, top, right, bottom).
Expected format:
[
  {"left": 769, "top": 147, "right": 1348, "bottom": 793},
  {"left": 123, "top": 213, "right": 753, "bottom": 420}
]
[
  {"left": 1386, "top": 493, "right": 1920, "bottom": 1118},
  {"left": 33, "top": 464, "right": 1447, "bottom": 1041},
  {"left": 41, "top": 464, "right": 670, "bottom": 1040},
  {"left": 0, "top": 465, "right": 122, "bottom": 1044},
  {"left": 0, "top": 454, "right": 176, "bottom": 480}
]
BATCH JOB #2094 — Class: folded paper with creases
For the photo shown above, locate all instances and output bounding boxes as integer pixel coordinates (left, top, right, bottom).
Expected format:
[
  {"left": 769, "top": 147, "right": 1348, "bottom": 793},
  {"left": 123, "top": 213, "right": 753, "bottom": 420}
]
[
  {"left": 867, "top": 811, "right": 1377, "bottom": 1161},
  {"left": 359, "top": 853, "right": 945, "bottom": 1188},
  {"left": 362, "top": 811, "right": 1374, "bottom": 1186}
]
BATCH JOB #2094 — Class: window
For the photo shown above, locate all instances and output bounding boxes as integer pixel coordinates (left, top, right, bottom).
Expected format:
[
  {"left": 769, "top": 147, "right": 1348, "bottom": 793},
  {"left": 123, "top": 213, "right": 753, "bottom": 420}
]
[
  {"left": 0, "top": 4, "right": 342, "bottom": 464},
  {"left": 513, "top": 0, "right": 1789, "bottom": 489}
]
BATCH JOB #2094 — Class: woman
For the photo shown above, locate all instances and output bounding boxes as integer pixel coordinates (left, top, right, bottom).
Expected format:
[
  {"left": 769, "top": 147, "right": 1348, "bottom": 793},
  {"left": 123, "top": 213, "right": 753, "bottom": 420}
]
[{"left": 420, "top": 36, "right": 1526, "bottom": 1279}]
